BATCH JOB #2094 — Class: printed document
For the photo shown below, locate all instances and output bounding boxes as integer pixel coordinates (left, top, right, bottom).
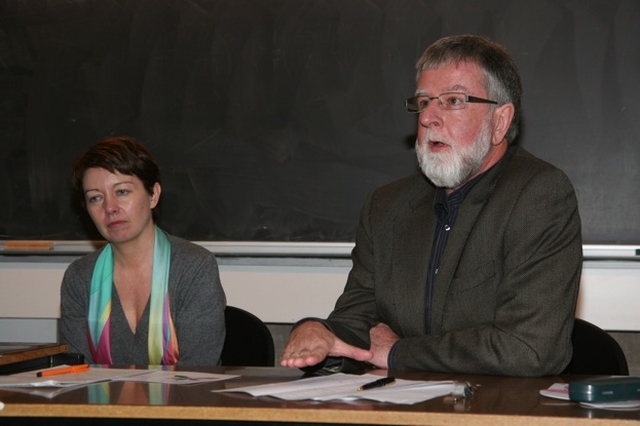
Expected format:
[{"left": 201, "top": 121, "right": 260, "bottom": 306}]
[
  {"left": 214, "top": 373, "right": 458, "bottom": 404},
  {"left": 0, "top": 366, "right": 148, "bottom": 388},
  {"left": 0, "top": 366, "right": 238, "bottom": 388}
]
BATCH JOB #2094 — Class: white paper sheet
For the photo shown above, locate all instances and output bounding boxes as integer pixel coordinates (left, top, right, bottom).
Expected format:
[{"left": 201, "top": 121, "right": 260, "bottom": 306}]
[
  {"left": 215, "top": 373, "right": 459, "bottom": 405},
  {"left": 120, "top": 370, "right": 238, "bottom": 385},
  {"left": 0, "top": 366, "right": 149, "bottom": 388}
]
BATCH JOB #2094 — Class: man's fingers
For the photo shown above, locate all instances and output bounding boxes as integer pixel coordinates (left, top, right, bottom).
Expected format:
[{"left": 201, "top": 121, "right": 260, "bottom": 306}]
[
  {"left": 280, "top": 353, "right": 325, "bottom": 368},
  {"left": 330, "top": 339, "right": 373, "bottom": 361},
  {"left": 280, "top": 320, "right": 374, "bottom": 368},
  {"left": 280, "top": 321, "right": 336, "bottom": 368}
]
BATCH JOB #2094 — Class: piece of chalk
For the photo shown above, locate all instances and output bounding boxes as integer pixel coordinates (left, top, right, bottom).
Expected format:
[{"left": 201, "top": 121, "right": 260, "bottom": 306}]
[{"left": 3, "top": 241, "right": 54, "bottom": 251}]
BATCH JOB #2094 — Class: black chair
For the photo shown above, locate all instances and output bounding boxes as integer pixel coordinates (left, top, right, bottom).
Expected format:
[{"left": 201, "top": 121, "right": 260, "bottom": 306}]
[
  {"left": 562, "top": 318, "right": 629, "bottom": 375},
  {"left": 220, "top": 306, "right": 275, "bottom": 367}
]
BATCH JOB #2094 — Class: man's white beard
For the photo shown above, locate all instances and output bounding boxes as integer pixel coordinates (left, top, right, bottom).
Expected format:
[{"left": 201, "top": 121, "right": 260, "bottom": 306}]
[{"left": 416, "top": 119, "right": 492, "bottom": 189}]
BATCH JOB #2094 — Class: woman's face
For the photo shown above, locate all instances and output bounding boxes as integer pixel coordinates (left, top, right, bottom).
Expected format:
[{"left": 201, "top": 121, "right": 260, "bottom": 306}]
[{"left": 82, "top": 167, "right": 160, "bottom": 244}]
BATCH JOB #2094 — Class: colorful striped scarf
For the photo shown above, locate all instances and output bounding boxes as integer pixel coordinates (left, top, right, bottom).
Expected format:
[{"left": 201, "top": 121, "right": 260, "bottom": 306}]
[{"left": 87, "top": 226, "right": 179, "bottom": 365}]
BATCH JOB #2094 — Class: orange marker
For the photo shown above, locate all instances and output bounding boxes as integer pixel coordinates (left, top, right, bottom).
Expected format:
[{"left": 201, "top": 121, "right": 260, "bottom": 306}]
[{"left": 37, "top": 364, "right": 90, "bottom": 378}]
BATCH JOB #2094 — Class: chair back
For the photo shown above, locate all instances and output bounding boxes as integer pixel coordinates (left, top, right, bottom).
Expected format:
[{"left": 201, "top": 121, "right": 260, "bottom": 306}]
[
  {"left": 221, "top": 306, "right": 275, "bottom": 367},
  {"left": 562, "top": 318, "right": 629, "bottom": 375}
]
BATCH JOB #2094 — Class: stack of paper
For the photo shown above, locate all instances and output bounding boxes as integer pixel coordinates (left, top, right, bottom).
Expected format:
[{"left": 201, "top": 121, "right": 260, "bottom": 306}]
[
  {"left": 0, "top": 366, "right": 238, "bottom": 398},
  {"left": 0, "top": 366, "right": 150, "bottom": 388},
  {"left": 215, "top": 373, "right": 459, "bottom": 405}
]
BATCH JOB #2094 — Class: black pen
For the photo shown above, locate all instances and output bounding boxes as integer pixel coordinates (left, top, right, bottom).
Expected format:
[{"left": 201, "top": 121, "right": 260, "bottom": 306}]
[{"left": 357, "top": 376, "right": 395, "bottom": 391}]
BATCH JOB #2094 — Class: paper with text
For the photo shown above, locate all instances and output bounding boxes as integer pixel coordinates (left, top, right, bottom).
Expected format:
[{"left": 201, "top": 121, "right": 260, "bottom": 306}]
[
  {"left": 0, "top": 366, "right": 149, "bottom": 388},
  {"left": 121, "top": 370, "right": 238, "bottom": 385},
  {"left": 214, "top": 373, "right": 457, "bottom": 405}
]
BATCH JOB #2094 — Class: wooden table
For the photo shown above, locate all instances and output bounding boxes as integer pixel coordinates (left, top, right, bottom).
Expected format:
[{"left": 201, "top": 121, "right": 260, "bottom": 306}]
[
  {"left": 0, "top": 343, "right": 67, "bottom": 366},
  {"left": 1, "top": 366, "right": 639, "bottom": 425}
]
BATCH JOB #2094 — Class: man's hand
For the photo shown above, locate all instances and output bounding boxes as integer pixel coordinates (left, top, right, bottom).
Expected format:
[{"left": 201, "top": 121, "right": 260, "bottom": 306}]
[
  {"left": 368, "top": 322, "right": 400, "bottom": 369},
  {"left": 280, "top": 320, "right": 373, "bottom": 368}
]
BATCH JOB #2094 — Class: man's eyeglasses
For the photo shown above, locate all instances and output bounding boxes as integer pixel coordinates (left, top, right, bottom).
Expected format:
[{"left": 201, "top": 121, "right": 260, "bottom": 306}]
[{"left": 405, "top": 92, "right": 498, "bottom": 113}]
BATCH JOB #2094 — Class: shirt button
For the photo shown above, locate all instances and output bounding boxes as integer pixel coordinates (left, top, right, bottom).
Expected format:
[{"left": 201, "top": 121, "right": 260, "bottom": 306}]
[{"left": 444, "top": 224, "right": 451, "bottom": 231}]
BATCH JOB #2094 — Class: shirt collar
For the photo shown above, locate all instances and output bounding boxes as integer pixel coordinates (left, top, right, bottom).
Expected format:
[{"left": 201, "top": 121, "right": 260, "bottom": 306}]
[{"left": 434, "top": 171, "right": 488, "bottom": 214}]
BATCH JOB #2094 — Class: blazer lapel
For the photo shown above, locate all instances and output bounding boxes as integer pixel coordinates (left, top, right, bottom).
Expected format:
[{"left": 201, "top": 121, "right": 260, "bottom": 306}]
[
  {"left": 429, "top": 148, "right": 513, "bottom": 333},
  {"left": 392, "top": 184, "right": 436, "bottom": 336}
]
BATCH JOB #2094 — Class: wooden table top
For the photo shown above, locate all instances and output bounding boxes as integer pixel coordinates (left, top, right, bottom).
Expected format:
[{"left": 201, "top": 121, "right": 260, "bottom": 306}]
[
  {"left": 0, "top": 343, "right": 67, "bottom": 366},
  {"left": 1, "top": 366, "right": 639, "bottom": 425}
]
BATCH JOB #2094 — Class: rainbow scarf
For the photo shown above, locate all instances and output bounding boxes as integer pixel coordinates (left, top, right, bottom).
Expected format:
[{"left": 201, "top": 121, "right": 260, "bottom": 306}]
[{"left": 87, "top": 226, "right": 179, "bottom": 365}]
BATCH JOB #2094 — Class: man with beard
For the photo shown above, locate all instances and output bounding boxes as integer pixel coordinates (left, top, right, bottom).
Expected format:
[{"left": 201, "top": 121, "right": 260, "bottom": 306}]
[{"left": 280, "top": 35, "right": 582, "bottom": 376}]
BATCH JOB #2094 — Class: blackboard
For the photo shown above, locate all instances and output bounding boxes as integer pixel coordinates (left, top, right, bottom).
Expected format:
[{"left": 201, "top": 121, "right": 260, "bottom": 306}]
[{"left": 1, "top": 0, "right": 639, "bottom": 244}]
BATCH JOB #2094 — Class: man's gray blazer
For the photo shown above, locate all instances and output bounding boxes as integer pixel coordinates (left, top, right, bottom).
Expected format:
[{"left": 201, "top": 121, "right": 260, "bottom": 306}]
[{"left": 327, "top": 145, "right": 583, "bottom": 376}]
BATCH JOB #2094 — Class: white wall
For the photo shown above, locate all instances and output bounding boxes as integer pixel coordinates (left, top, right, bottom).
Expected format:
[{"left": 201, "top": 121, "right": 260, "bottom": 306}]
[
  {"left": 1, "top": 253, "right": 640, "bottom": 344},
  {"left": 576, "top": 261, "right": 640, "bottom": 331}
]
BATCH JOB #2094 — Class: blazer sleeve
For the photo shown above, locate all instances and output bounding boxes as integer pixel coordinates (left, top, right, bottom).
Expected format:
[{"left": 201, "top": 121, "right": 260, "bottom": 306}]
[{"left": 326, "top": 190, "right": 383, "bottom": 349}]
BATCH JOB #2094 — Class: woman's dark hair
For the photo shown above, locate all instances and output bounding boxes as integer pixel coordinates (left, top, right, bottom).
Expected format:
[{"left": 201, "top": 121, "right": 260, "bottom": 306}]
[{"left": 71, "top": 135, "right": 161, "bottom": 201}]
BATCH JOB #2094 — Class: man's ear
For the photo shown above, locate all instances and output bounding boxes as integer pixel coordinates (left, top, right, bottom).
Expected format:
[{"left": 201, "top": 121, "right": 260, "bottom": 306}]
[{"left": 491, "top": 103, "right": 515, "bottom": 144}]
